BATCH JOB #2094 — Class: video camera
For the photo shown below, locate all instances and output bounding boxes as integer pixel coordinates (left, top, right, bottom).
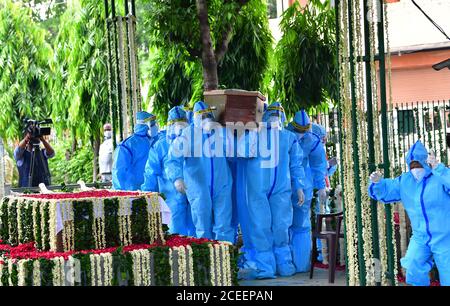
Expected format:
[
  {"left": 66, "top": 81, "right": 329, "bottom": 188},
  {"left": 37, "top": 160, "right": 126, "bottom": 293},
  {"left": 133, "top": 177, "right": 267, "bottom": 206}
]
[{"left": 23, "top": 118, "right": 53, "bottom": 143}]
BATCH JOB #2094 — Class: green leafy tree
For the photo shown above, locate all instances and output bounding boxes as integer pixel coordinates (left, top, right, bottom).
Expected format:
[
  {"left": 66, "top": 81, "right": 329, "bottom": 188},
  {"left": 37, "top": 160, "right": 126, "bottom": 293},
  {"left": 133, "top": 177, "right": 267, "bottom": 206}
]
[
  {"left": 272, "top": 0, "right": 337, "bottom": 115},
  {"left": 0, "top": 0, "right": 53, "bottom": 140},
  {"left": 141, "top": 0, "right": 272, "bottom": 121},
  {"left": 52, "top": 0, "right": 109, "bottom": 182},
  {"left": 22, "top": 0, "right": 67, "bottom": 43}
]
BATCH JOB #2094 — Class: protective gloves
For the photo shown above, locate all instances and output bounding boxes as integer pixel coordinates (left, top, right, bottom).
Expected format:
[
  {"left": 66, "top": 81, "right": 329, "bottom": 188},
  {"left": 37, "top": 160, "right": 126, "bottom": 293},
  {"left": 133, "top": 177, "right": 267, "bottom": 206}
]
[
  {"left": 297, "top": 189, "right": 305, "bottom": 206},
  {"left": 174, "top": 179, "right": 187, "bottom": 194},
  {"left": 318, "top": 188, "right": 327, "bottom": 204},
  {"left": 427, "top": 151, "right": 439, "bottom": 170},
  {"left": 369, "top": 171, "right": 383, "bottom": 184}
]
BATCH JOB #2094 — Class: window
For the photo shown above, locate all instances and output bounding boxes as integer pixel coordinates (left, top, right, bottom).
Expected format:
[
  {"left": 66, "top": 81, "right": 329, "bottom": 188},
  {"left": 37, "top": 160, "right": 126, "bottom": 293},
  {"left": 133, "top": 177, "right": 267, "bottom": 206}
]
[
  {"left": 397, "top": 110, "right": 415, "bottom": 134},
  {"left": 268, "top": 0, "right": 277, "bottom": 19}
]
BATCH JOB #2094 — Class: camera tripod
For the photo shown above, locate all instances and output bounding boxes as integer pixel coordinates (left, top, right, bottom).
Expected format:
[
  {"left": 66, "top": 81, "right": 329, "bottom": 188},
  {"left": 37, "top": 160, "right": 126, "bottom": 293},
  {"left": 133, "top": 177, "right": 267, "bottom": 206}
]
[{"left": 27, "top": 140, "right": 51, "bottom": 188}]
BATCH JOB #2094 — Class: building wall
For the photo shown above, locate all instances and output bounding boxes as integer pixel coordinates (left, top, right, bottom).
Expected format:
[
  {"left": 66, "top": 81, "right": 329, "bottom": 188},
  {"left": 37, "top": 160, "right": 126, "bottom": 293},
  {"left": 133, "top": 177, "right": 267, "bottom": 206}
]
[{"left": 388, "top": 49, "right": 450, "bottom": 103}]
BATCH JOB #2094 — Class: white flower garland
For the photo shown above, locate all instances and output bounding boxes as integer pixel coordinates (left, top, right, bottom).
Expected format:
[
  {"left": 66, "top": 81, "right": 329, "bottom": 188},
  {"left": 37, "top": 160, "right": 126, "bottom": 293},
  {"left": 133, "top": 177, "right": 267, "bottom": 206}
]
[
  {"left": 132, "top": 250, "right": 142, "bottom": 286},
  {"left": 208, "top": 244, "right": 216, "bottom": 286},
  {"left": 214, "top": 244, "right": 222, "bottom": 285},
  {"left": 33, "top": 259, "right": 41, "bottom": 286},
  {"left": 186, "top": 245, "right": 194, "bottom": 286},
  {"left": 68, "top": 256, "right": 75, "bottom": 286},
  {"left": 90, "top": 254, "right": 96, "bottom": 286},
  {"left": 0, "top": 258, "right": 3, "bottom": 286},
  {"left": 141, "top": 249, "right": 150, "bottom": 286},
  {"left": 17, "top": 259, "right": 27, "bottom": 286},
  {"left": 177, "top": 246, "right": 187, "bottom": 286},
  {"left": 169, "top": 248, "right": 174, "bottom": 286},
  {"left": 8, "top": 259, "right": 13, "bottom": 286},
  {"left": 39, "top": 203, "right": 47, "bottom": 250},
  {"left": 32, "top": 201, "right": 39, "bottom": 247},
  {"left": 96, "top": 254, "right": 102, "bottom": 286},
  {"left": 101, "top": 253, "right": 113, "bottom": 286},
  {"left": 16, "top": 198, "right": 24, "bottom": 243},
  {"left": 49, "top": 200, "right": 57, "bottom": 251},
  {"left": 52, "top": 257, "right": 63, "bottom": 286}
]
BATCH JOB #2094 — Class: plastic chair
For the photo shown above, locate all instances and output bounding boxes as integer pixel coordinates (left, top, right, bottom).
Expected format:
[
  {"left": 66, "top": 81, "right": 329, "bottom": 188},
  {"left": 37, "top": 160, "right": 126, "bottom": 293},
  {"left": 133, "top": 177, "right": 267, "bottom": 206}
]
[{"left": 310, "top": 211, "right": 344, "bottom": 283}]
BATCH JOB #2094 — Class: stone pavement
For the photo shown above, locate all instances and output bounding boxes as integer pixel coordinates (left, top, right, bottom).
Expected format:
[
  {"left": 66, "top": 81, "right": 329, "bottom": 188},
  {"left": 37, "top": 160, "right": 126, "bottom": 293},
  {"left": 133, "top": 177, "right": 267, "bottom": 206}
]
[{"left": 239, "top": 268, "right": 346, "bottom": 286}]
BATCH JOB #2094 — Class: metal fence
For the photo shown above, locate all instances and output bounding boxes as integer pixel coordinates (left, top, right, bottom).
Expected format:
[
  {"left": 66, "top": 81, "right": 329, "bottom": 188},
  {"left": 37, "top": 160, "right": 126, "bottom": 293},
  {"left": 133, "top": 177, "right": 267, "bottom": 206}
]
[
  {"left": 310, "top": 100, "right": 450, "bottom": 176},
  {"left": 309, "top": 99, "right": 450, "bottom": 267}
]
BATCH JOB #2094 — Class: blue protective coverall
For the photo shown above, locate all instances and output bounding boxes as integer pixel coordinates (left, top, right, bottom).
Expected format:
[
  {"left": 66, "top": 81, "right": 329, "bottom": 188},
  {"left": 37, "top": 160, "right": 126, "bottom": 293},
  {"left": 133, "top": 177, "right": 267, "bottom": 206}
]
[
  {"left": 238, "top": 102, "right": 305, "bottom": 279},
  {"left": 312, "top": 122, "right": 337, "bottom": 178},
  {"left": 141, "top": 107, "right": 195, "bottom": 236},
  {"left": 166, "top": 101, "right": 234, "bottom": 242},
  {"left": 112, "top": 112, "right": 158, "bottom": 191},
  {"left": 287, "top": 110, "right": 327, "bottom": 272},
  {"left": 368, "top": 140, "right": 450, "bottom": 286}
]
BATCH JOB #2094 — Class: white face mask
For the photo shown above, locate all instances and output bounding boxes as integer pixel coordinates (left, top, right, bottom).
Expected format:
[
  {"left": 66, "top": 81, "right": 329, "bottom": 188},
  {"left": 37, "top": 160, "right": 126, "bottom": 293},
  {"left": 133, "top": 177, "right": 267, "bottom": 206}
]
[
  {"left": 104, "top": 131, "right": 112, "bottom": 139},
  {"left": 411, "top": 168, "right": 426, "bottom": 181},
  {"left": 148, "top": 123, "right": 159, "bottom": 137},
  {"left": 201, "top": 118, "right": 215, "bottom": 131},
  {"left": 267, "top": 116, "right": 282, "bottom": 129}
]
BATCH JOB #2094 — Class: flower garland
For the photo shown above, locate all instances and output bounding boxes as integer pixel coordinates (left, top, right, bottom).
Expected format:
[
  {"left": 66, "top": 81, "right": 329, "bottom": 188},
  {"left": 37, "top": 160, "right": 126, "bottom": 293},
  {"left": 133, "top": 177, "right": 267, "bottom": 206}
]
[
  {"left": 186, "top": 245, "right": 194, "bottom": 286},
  {"left": 67, "top": 256, "right": 75, "bottom": 286},
  {"left": 49, "top": 200, "right": 57, "bottom": 251},
  {"left": 339, "top": 0, "right": 360, "bottom": 286},
  {"left": 338, "top": 0, "right": 400, "bottom": 286},
  {"left": 141, "top": 249, "right": 150, "bottom": 286},
  {"left": 17, "top": 198, "right": 24, "bottom": 244},
  {"left": 214, "top": 244, "right": 222, "bottom": 285},
  {"left": 1, "top": 192, "right": 164, "bottom": 252},
  {"left": 208, "top": 244, "right": 216, "bottom": 286},
  {"left": 0, "top": 235, "right": 236, "bottom": 286},
  {"left": 178, "top": 246, "right": 187, "bottom": 286},
  {"left": 17, "top": 259, "right": 28, "bottom": 286},
  {"left": 33, "top": 259, "right": 41, "bottom": 286},
  {"left": 169, "top": 247, "right": 174, "bottom": 286}
]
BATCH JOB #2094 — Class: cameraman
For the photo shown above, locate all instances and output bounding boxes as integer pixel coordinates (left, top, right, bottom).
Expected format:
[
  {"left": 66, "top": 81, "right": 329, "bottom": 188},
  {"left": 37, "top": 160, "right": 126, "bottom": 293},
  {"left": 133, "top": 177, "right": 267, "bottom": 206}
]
[{"left": 14, "top": 133, "right": 55, "bottom": 187}]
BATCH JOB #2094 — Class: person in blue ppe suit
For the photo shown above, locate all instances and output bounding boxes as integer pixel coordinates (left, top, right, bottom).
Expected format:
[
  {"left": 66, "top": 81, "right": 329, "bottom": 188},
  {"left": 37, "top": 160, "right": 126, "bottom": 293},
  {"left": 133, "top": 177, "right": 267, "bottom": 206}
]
[
  {"left": 112, "top": 111, "right": 159, "bottom": 190},
  {"left": 368, "top": 140, "right": 450, "bottom": 286},
  {"left": 287, "top": 110, "right": 328, "bottom": 272},
  {"left": 311, "top": 122, "right": 338, "bottom": 262},
  {"left": 166, "top": 101, "right": 234, "bottom": 242},
  {"left": 238, "top": 102, "right": 305, "bottom": 279},
  {"left": 141, "top": 106, "right": 195, "bottom": 236},
  {"left": 312, "top": 123, "right": 338, "bottom": 178}
]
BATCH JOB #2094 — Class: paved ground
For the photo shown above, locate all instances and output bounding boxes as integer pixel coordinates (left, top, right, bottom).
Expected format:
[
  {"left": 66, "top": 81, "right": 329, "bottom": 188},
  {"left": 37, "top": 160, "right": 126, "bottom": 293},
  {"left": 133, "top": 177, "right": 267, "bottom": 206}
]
[{"left": 239, "top": 268, "right": 346, "bottom": 286}]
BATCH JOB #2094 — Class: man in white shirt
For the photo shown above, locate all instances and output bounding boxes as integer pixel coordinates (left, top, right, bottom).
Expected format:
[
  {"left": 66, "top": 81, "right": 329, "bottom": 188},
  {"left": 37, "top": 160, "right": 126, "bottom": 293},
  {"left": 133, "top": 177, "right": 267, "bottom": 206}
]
[{"left": 99, "top": 123, "right": 113, "bottom": 183}]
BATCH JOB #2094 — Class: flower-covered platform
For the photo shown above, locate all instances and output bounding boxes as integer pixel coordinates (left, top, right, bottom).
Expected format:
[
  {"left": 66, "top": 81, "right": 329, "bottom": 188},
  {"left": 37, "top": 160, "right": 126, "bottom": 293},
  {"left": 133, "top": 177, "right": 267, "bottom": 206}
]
[
  {"left": 0, "top": 236, "right": 238, "bottom": 286},
  {"left": 0, "top": 190, "right": 238, "bottom": 286},
  {"left": 0, "top": 190, "right": 168, "bottom": 252}
]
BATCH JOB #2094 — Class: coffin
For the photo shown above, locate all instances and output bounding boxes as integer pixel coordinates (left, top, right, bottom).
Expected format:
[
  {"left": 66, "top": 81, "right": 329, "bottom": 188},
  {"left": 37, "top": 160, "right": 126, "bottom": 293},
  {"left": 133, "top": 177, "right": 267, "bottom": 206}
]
[{"left": 204, "top": 89, "right": 266, "bottom": 126}]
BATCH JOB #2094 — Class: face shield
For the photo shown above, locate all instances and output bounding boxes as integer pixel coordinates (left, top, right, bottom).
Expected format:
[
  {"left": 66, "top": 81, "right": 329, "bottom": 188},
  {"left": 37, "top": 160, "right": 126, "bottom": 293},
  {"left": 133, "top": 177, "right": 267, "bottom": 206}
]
[{"left": 147, "top": 121, "right": 159, "bottom": 137}]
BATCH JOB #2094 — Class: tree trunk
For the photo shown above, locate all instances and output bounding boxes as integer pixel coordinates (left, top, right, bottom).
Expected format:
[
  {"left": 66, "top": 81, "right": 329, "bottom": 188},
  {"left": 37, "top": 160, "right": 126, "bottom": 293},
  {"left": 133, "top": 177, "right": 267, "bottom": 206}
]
[
  {"left": 71, "top": 128, "right": 77, "bottom": 154},
  {"left": 92, "top": 135, "right": 100, "bottom": 182},
  {"left": 196, "top": 0, "right": 219, "bottom": 91}
]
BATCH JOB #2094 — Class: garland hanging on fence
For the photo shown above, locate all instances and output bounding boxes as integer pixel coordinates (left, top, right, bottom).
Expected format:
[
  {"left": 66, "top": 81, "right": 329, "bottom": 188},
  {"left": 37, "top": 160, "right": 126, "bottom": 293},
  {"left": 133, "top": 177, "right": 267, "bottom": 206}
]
[{"left": 338, "top": 0, "right": 398, "bottom": 286}]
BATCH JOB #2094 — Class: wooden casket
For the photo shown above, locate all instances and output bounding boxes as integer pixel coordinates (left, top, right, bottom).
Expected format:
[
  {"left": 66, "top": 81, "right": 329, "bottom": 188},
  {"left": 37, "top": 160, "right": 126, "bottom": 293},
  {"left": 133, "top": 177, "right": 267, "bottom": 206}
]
[{"left": 204, "top": 89, "right": 266, "bottom": 126}]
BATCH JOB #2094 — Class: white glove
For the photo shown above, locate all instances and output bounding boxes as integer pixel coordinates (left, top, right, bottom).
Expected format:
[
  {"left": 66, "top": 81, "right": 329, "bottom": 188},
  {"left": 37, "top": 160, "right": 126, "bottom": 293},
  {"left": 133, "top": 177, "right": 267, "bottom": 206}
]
[
  {"left": 369, "top": 171, "right": 383, "bottom": 184},
  {"left": 174, "top": 179, "right": 187, "bottom": 194},
  {"left": 297, "top": 189, "right": 305, "bottom": 206},
  {"left": 427, "top": 151, "right": 439, "bottom": 169},
  {"left": 318, "top": 188, "right": 327, "bottom": 204}
]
